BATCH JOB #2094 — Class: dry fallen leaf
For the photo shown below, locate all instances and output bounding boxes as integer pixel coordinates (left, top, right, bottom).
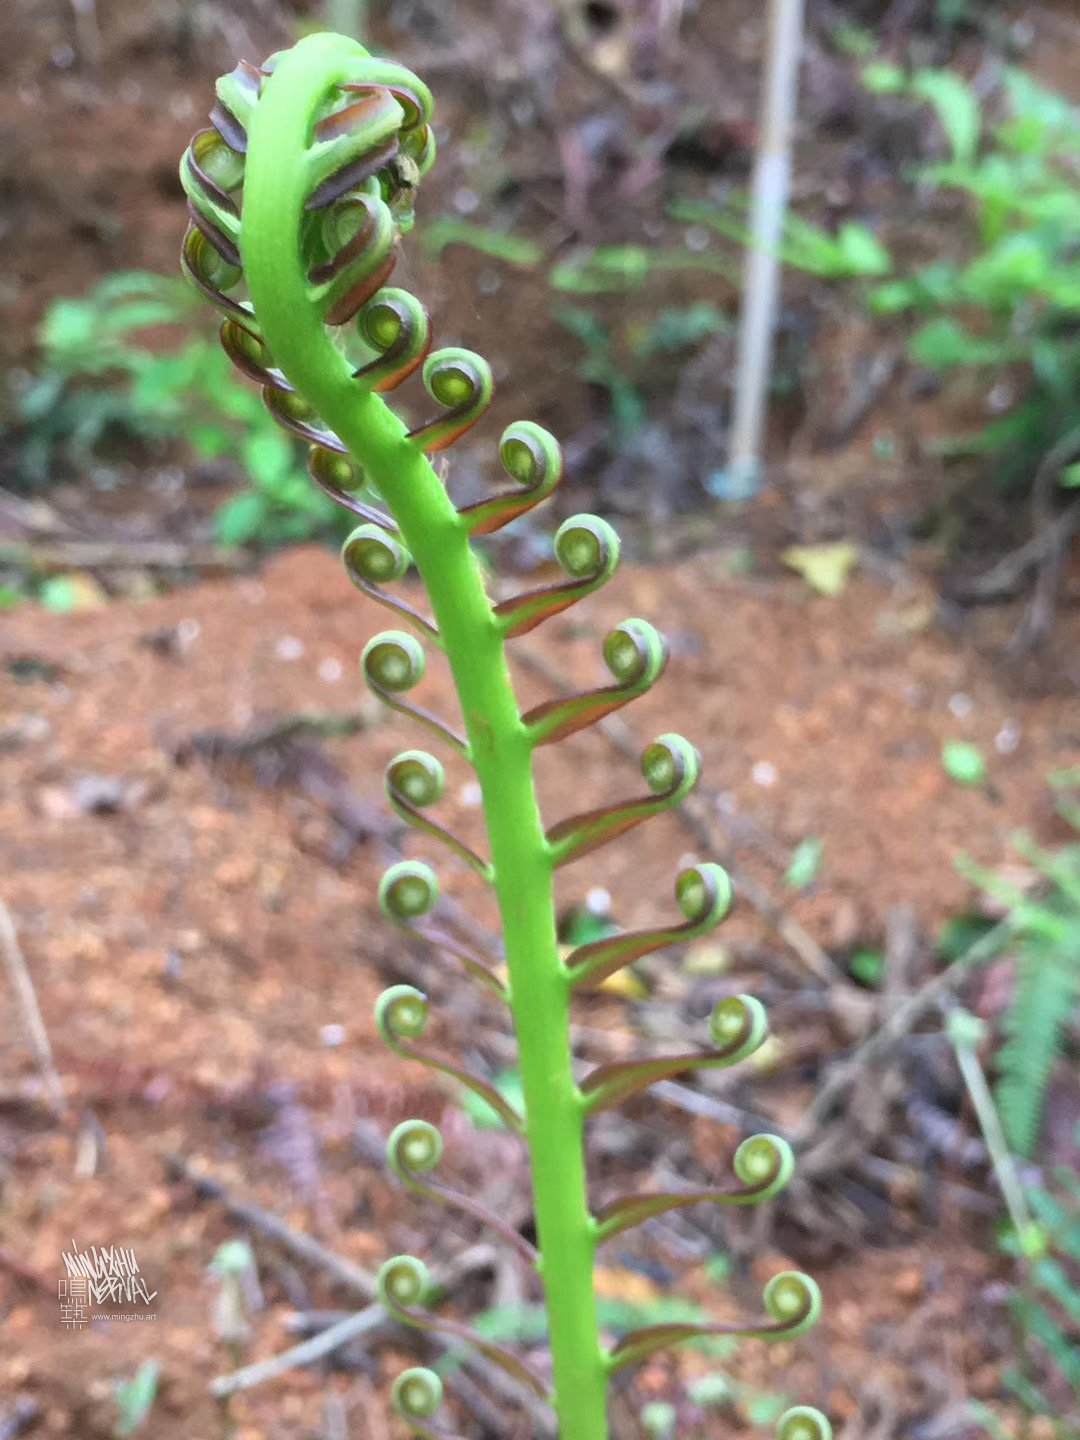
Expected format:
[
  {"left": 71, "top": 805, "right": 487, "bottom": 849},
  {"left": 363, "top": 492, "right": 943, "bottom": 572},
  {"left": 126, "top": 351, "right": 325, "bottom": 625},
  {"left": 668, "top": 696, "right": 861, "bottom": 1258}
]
[
  {"left": 597, "top": 967, "right": 649, "bottom": 1000},
  {"left": 781, "top": 540, "right": 859, "bottom": 597}
]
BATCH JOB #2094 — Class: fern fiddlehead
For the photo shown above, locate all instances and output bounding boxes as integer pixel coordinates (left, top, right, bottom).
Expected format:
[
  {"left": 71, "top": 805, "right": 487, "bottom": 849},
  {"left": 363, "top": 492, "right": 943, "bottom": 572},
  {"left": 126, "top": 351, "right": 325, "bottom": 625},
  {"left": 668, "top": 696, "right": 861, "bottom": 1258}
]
[{"left": 181, "top": 33, "right": 828, "bottom": 1439}]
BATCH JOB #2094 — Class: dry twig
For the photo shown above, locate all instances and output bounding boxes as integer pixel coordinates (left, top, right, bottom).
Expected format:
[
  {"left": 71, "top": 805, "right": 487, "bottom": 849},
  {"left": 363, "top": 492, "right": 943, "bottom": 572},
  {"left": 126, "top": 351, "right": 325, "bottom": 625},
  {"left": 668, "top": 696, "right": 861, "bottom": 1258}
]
[
  {"left": 793, "top": 916, "right": 1013, "bottom": 1149},
  {"left": 0, "top": 899, "right": 66, "bottom": 1115},
  {"left": 186, "top": 709, "right": 373, "bottom": 760},
  {"left": 951, "top": 425, "right": 1080, "bottom": 652},
  {"left": 0, "top": 538, "right": 249, "bottom": 573},
  {"left": 69, "top": 0, "right": 104, "bottom": 69},
  {"left": 1011, "top": 427, "right": 1080, "bottom": 653},
  {"left": 212, "top": 1304, "right": 386, "bottom": 1398},
  {"left": 210, "top": 1246, "right": 493, "bottom": 1398},
  {"left": 165, "top": 1152, "right": 378, "bottom": 1300},
  {"left": 172, "top": 1154, "right": 553, "bottom": 1431}
]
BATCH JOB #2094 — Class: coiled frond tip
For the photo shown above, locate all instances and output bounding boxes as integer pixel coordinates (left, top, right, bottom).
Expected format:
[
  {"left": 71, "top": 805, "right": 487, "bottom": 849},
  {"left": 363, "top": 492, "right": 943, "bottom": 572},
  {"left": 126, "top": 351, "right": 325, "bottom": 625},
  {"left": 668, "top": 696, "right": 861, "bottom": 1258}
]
[
  {"left": 378, "top": 861, "right": 439, "bottom": 920},
  {"left": 675, "top": 860, "right": 732, "bottom": 924},
  {"left": 387, "top": 750, "right": 445, "bottom": 807},
  {"left": 378, "top": 1253, "right": 429, "bottom": 1310},
  {"left": 375, "top": 983, "right": 429, "bottom": 1041},
  {"left": 343, "top": 524, "right": 410, "bottom": 583},
  {"left": 763, "top": 1270, "right": 822, "bottom": 1338},
  {"left": 362, "top": 629, "right": 425, "bottom": 692},
  {"left": 391, "top": 1366, "right": 443, "bottom": 1420},
  {"left": 642, "top": 732, "right": 699, "bottom": 793},
  {"left": 777, "top": 1407, "right": 832, "bottom": 1440},
  {"left": 555, "top": 513, "right": 620, "bottom": 581},
  {"left": 388, "top": 1118, "right": 443, "bottom": 1177},
  {"left": 732, "top": 1133, "right": 795, "bottom": 1197},
  {"left": 709, "top": 992, "right": 768, "bottom": 1058}
]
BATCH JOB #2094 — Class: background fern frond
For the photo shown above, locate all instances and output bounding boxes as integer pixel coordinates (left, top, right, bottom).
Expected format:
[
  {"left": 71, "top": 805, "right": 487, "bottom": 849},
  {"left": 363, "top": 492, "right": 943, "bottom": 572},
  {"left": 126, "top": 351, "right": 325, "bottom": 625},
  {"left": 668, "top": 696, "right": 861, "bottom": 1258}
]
[
  {"left": 1012, "top": 1294, "right": 1080, "bottom": 1397},
  {"left": 995, "top": 933, "right": 1080, "bottom": 1157}
]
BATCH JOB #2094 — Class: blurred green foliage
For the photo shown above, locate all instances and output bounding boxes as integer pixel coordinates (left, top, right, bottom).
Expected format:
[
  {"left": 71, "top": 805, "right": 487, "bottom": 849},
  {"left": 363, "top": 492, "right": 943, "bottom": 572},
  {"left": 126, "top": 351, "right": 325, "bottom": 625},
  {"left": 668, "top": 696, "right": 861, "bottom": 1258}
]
[
  {"left": 784, "top": 836, "right": 824, "bottom": 890},
  {"left": 863, "top": 65, "right": 1080, "bottom": 485},
  {"left": 553, "top": 302, "right": 730, "bottom": 448},
  {"left": 421, "top": 217, "right": 544, "bottom": 266},
  {"left": 549, "top": 243, "right": 737, "bottom": 295},
  {"left": 958, "top": 780, "right": 1080, "bottom": 1159},
  {"left": 13, "top": 271, "right": 196, "bottom": 480},
  {"left": 459, "top": 1069, "right": 526, "bottom": 1131},
  {"left": 671, "top": 199, "right": 892, "bottom": 281},
  {"left": 983, "top": 1176, "right": 1080, "bottom": 1435},
  {"left": 6, "top": 271, "right": 343, "bottom": 547},
  {"left": 113, "top": 1360, "right": 160, "bottom": 1437},
  {"left": 680, "top": 62, "right": 1080, "bottom": 493},
  {"left": 941, "top": 740, "right": 988, "bottom": 787}
]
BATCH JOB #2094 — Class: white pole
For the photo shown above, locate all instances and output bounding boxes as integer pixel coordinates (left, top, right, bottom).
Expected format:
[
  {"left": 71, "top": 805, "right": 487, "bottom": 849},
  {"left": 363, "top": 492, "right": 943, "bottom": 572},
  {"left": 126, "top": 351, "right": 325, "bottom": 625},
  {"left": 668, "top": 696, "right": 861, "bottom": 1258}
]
[
  {"left": 725, "top": 0, "right": 805, "bottom": 495},
  {"left": 325, "top": 0, "right": 367, "bottom": 39}
]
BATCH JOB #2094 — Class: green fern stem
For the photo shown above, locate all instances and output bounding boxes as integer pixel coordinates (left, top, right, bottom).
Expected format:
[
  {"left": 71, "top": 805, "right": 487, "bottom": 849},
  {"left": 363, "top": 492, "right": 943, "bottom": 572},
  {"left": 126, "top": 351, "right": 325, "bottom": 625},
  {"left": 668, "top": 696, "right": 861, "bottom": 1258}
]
[{"left": 241, "top": 34, "right": 608, "bottom": 1437}]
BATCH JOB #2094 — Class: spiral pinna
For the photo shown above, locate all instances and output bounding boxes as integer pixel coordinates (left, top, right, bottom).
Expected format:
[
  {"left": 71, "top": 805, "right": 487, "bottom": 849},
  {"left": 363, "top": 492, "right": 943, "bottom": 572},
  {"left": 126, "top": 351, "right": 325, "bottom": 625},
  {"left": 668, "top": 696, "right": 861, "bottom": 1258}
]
[{"left": 180, "top": 32, "right": 828, "bottom": 1440}]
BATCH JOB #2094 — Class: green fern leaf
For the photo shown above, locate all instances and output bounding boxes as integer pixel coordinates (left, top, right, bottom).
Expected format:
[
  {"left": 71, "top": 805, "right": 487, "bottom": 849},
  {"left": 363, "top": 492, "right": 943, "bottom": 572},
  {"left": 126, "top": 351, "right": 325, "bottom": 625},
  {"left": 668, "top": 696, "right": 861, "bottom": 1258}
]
[
  {"left": 1032, "top": 1256, "right": 1080, "bottom": 1326},
  {"left": 995, "top": 934, "right": 1080, "bottom": 1157},
  {"left": 1030, "top": 1187, "right": 1080, "bottom": 1261},
  {"left": 1017, "top": 1297, "right": 1080, "bottom": 1396}
]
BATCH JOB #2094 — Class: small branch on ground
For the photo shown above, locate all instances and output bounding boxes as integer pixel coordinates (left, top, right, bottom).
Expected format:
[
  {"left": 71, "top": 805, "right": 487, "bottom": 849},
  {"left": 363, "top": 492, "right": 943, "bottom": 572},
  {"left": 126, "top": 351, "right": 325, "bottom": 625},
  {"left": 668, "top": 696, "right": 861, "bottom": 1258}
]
[
  {"left": 951, "top": 426, "right": 1080, "bottom": 652},
  {"left": 69, "top": 0, "right": 104, "bottom": 69},
  {"left": 0, "top": 539, "right": 250, "bottom": 574},
  {"left": 951, "top": 511, "right": 1078, "bottom": 604},
  {"left": 211, "top": 1304, "right": 386, "bottom": 1398},
  {"left": 1010, "top": 427, "right": 1080, "bottom": 653},
  {"left": 185, "top": 709, "right": 375, "bottom": 761},
  {"left": 178, "top": 713, "right": 393, "bottom": 858},
  {"left": 0, "top": 899, "right": 66, "bottom": 1116},
  {"left": 884, "top": 903, "right": 919, "bottom": 998},
  {"left": 170, "top": 1154, "right": 552, "bottom": 1428},
  {"left": 820, "top": 345, "right": 902, "bottom": 452},
  {"left": 793, "top": 916, "right": 1013, "bottom": 1151},
  {"left": 211, "top": 1248, "right": 493, "bottom": 1398},
  {"left": 165, "top": 1152, "right": 378, "bottom": 1301},
  {"left": 209, "top": 1237, "right": 551, "bottom": 1430}
]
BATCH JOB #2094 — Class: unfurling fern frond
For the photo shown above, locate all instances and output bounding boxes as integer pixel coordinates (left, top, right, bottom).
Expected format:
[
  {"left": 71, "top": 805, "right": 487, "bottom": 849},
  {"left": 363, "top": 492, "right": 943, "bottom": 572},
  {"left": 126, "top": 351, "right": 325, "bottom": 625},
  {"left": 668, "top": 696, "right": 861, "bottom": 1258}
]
[{"left": 179, "top": 34, "right": 828, "bottom": 1439}]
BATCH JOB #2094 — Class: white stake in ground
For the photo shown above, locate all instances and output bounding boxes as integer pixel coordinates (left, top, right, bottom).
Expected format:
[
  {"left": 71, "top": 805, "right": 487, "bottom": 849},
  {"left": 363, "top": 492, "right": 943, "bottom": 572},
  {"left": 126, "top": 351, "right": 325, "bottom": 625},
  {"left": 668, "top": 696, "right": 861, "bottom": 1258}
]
[{"left": 725, "top": 0, "right": 806, "bottom": 496}]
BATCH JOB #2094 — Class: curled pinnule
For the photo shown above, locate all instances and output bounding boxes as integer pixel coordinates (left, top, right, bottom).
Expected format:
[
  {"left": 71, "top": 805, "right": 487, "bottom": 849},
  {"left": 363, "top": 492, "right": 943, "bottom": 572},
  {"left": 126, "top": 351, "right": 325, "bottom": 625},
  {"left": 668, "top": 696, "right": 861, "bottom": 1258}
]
[
  {"left": 566, "top": 861, "right": 732, "bottom": 989},
  {"left": 594, "top": 1132, "right": 795, "bottom": 1242},
  {"left": 362, "top": 631, "right": 466, "bottom": 753},
  {"left": 607, "top": 1270, "right": 823, "bottom": 1375},
  {"left": 375, "top": 986, "right": 523, "bottom": 1132},
  {"left": 352, "top": 286, "right": 431, "bottom": 390},
  {"left": 546, "top": 732, "right": 700, "bottom": 868},
  {"left": 494, "top": 514, "right": 621, "bottom": 638},
  {"left": 408, "top": 348, "right": 494, "bottom": 453},
  {"left": 523, "top": 618, "right": 667, "bottom": 747},
  {"left": 385, "top": 751, "right": 489, "bottom": 875},
  {"left": 580, "top": 992, "right": 768, "bottom": 1114},
  {"left": 387, "top": 1120, "right": 537, "bottom": 1264},
  {"left": 379, "top": 861, "right": 438, "bottom": 923},
  {"left": 377, "top": 1254, "right": 548, "bottom": 1399},
  {"left": 777, "top": 1406, "right": 833, "bottom": 1440},
  {"left": 342, "top": 526, "right": 438, "bottom": 639},
  {"left": 458, "top": 420, "right": 564, "bottom": 536}
]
